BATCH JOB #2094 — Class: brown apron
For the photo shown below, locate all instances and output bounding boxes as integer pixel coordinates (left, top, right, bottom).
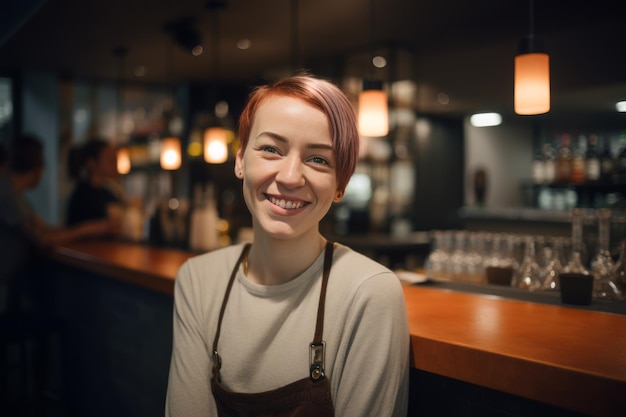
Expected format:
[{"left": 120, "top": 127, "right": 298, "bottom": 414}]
[{"left": 210, "top": 242, "right": 336, "bottom": 417}]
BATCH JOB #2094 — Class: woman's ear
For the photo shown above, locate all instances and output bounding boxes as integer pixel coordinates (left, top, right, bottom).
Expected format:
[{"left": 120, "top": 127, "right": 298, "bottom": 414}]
[
  {"left": 333, "top": 190, "right": 344, "bottom": 203},
  {"left": 234, "top": 148, "right": 244, "bottom": 179}
]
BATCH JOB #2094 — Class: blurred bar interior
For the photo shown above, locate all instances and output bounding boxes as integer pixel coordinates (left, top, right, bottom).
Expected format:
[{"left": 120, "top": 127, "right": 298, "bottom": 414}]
[{"left": 1, "top": 0, "right": 626, "bottom": 415}]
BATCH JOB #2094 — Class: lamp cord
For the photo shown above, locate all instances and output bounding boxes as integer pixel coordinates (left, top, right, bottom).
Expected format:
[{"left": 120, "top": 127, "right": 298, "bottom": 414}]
[
  {"left": 290, "top": 0, "right": 299, "bottom": 73},
  {"left": 369, "top": 0, "right": 376, "bottom": 79},
  {"left": 529, "top": 0, "right": 534, "bottom": 39}
]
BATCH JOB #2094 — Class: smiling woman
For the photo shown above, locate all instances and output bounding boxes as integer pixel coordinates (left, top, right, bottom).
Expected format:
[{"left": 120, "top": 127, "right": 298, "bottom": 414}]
[{"left": 165, "top": 74, "right": 410, "bottom": 417}]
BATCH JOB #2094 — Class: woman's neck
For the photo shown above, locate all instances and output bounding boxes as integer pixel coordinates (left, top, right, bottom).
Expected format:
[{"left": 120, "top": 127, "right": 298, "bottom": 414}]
[{"left": 245, "top": 232, "right": 327, "bottom": 286}]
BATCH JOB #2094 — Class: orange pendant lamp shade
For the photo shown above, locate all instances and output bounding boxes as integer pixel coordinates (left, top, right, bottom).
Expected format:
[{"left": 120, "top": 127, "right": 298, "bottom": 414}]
[
  {"left": 160, "top": 137, "right": 182, "bottom": 170},
  {"left": 358, "top": 80, "right": 388, "bottom": 137},
  {"left": 117, "top": 147, "right": 131, "bottom": 175},
  {"left": 514, "top": 52, "right": 550, "bottom": 115},
  {"left": 204, "top": 127, "right": 228, "bottom": 164}
]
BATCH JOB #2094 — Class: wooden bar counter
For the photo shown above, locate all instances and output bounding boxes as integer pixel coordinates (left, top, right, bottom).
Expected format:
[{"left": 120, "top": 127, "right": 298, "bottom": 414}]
[{"left": 49, "top": 239, "right": 625, "bottom": 417}]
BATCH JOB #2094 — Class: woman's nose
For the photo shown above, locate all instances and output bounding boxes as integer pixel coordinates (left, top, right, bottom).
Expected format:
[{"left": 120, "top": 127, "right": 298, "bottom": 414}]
[{"left": 275, "top": 156, "right": 305, "bottom": 187}]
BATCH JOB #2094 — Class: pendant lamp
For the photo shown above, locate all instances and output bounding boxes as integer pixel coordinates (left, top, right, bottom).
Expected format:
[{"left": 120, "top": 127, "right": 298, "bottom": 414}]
[
  {"left": 117, "top": 147, "right": 131, "bottom": 174},
  {"left": 204, "top": 127, "right": 228, "bottom": 164},
  {"left": 358, "top": 80, "right": 389, "bottom": 137},
  {"left": 160, "top": 137, "right": 182, "bottom": 170},
  {"left": 203, "top": 3, "right": 229, "bottom": 164},
  {"left": 358, "top": 0, "right": 388, "bottom": 137},
  {"left": 514, "top": 0, "right": 550, "bottom": 115}
]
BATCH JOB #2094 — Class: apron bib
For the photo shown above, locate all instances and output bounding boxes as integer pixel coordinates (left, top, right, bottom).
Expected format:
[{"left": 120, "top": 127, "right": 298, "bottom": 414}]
[{"left": 210, "top": 242, "right": 335, "bottom": 417}]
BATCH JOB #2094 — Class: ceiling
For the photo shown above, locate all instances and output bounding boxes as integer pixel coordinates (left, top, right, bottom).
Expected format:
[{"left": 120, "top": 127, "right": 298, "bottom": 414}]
[{"left": 1, "top": 0, "right": 625, "bottom": 121}]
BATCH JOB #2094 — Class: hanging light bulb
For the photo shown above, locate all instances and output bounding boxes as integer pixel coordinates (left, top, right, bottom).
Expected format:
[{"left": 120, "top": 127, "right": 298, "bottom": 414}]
[
  {"left": 117, "top": 147, "right": 131, "bottom": 175},
  {"left": 160, "top": 137, "right": 182, "bottom": 170},
  {"left": 358, "top": 80, "right": 389, "bottom": 137},
  {"left": 204, "top": 127, "right": 228, "bottom": 164},
  {"left": 514, "top": 0, "right": 550, "bottom": 115}
]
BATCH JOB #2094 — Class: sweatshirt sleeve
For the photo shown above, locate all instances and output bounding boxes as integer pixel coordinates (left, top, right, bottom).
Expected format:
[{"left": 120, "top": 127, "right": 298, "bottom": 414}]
[
  {"left": 165, "top": 261, "right": 217, "bottom": 417},
  {"left": 333, "top": 271, "right": 410, "bottom": 417}
]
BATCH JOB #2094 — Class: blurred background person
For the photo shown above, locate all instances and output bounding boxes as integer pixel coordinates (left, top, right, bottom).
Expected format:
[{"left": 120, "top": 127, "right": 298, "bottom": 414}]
[
  {"left": 66, "top": 137, "right": 126, "bottom": 227},
  {"left": 0, "top": 134, "right": 116, "bottom": 313}
]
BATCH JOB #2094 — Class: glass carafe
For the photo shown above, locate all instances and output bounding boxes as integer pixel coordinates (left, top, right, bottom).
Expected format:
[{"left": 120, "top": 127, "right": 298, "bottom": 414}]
[
  {"left": 591, "top": 209, "right": 622, "bottom": 300},
  {"left": 541, "top": 237, "right": 564, "bottom": 291},
  {"left": 562, "top": 208, "right": 590, "bottom": 275},
  {"left": 512, "top": 235, "right": 542, "bottom": 291}
]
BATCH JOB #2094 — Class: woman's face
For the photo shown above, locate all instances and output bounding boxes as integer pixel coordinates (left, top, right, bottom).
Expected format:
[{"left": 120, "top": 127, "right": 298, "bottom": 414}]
[
  {"left": 235, "top": 95, "right": 342, "bottom": 241},
  {"left": 95, "top": 145, "right": 119, "bottom": 179}
]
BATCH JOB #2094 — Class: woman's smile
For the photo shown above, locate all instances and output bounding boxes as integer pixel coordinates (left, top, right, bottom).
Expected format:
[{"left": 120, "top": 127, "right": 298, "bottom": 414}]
[{"left": 266, "top": 194, "right": 308, "bottom": 210}]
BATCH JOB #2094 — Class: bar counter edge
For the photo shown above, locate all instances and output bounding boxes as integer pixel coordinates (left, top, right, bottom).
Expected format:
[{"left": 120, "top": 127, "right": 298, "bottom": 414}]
[{"left": 48, "top": 238, "right": 625, "bottom": 417}]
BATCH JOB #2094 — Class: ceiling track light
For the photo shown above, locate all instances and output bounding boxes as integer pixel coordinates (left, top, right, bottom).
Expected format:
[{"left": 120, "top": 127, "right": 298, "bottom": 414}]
[{"left": 514, "top": 0, "right": 550, "bottom": 115}]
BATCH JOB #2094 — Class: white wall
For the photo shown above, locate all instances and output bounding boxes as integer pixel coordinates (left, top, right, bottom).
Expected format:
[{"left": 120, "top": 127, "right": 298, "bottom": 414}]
[{"left": 464, "top": 118, "right": 533, "bottom": 208}]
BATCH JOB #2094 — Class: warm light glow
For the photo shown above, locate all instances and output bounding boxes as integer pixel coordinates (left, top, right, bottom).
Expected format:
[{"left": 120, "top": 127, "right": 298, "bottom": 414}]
[
  {"left": 514, "top": 52, "right": 550, "bottom": 115},
  {"left": 470, "top": 112, "right": 502, "bottom": 127},
  {"left": 160, "top": 137, "right": 182, "bottom": 170},
  {"left": 204, "top": 127, "right": 228, "bottom": 164},
  {"left": 358, "top": 89, "right": 389, "bottom": 137},
  {"left": 117, "top": 148, "right": 131, "bottom": 175}
]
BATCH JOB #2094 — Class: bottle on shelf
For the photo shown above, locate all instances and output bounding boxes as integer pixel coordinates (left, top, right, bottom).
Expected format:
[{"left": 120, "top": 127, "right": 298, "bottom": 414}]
[
  {"left": 570, "top": 134, "right": 586, "bottom": 185},
  {"left": 555, "top": 133, "right": 572, "bottom": 184},
  {"left": 584, "top": 133, "right": 601, "bottom": 183},
  {"left": 543, "top": 142, "right": 556, "bottom": 184},
  {"left": 599, "top": 134, "right": 615, "bottom": 184},
  {"left": 616, "top": 132, "right": 626, "bottom": 184},
  {"left": 532, "top": 147, "right": 546, "bottom": 184}
]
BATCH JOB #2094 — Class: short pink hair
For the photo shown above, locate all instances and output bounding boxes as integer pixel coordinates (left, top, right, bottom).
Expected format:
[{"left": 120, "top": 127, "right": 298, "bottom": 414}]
[{"left": 237, "top": 74, "right": 359, "bottom": 193}]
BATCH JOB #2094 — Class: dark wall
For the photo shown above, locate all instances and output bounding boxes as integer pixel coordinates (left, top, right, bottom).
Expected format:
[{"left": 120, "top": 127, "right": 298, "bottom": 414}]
[{"left": 412, "top": 115, "right": 465, "bottom": 231}]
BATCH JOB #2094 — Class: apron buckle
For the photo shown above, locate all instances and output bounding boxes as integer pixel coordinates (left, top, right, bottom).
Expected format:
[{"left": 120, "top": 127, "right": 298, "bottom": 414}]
[
  {"left": 213, "top": 350, "right": 222, "bottom": 370},
  {"left": 309, "top": 341, "right": 326, "bottom": 380}
]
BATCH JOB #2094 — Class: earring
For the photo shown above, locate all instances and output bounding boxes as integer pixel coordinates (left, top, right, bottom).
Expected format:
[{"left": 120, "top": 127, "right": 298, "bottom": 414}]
[{"left": 237, "top": 170, "right": 243, "bottom": 178}]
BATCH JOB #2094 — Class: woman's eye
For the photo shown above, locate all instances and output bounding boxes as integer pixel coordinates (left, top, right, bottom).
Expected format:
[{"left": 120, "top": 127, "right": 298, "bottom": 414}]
[
  {"left": 309, "top": 156, "right": 330, "bottom": 166},
  {"left": 260, "top": 145, "right": 279, "bottom": 154}
]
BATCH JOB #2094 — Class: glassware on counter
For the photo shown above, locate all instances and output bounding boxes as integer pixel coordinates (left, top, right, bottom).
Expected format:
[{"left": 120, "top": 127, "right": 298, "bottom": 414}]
[
  {"left": 590, "top": 209, "right": 622, "bottom": 300},
  {"left": 559, "top": 208, "right": 594, "bottom": 305},
  {"left": 464, "top": 232, "right": 487, "bottom": 283},
  {"left": 512, "top": 235, "right": 542, "bottom": 291},
  {"left": 449, "top": 230, "right": 469, "bottom": 280},
  {"left": 484, "top": 233, "right": 519, "bottom": 286},
  {"left": 562, "top": 208, "right": 590, "bottom": 275},
  {"left": 612, "top": 240, "right": 626, "bottom": 300},
  {"left": 424, "top": 230, "right": 453, "bottom": 281},
  {"left": 541, "top": 237, "right": 564, "bottom": 291}
]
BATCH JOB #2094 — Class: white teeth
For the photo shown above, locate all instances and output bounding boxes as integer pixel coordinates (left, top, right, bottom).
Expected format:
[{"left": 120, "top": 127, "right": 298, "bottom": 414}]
[{"left": 270, "top": 197, "right": 303, "bottom": 209}]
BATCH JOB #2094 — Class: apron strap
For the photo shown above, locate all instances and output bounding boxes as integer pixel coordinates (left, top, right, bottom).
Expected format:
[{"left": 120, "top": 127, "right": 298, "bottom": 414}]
[
  {"left": 310, "top": 241, "right": 334, "bottom": 380},
  {"left": 212, "top": 243, "right": 251, "bottom": 372},
  {"left": 313, "top": 241, "right": 334, "bottom": 345}
]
